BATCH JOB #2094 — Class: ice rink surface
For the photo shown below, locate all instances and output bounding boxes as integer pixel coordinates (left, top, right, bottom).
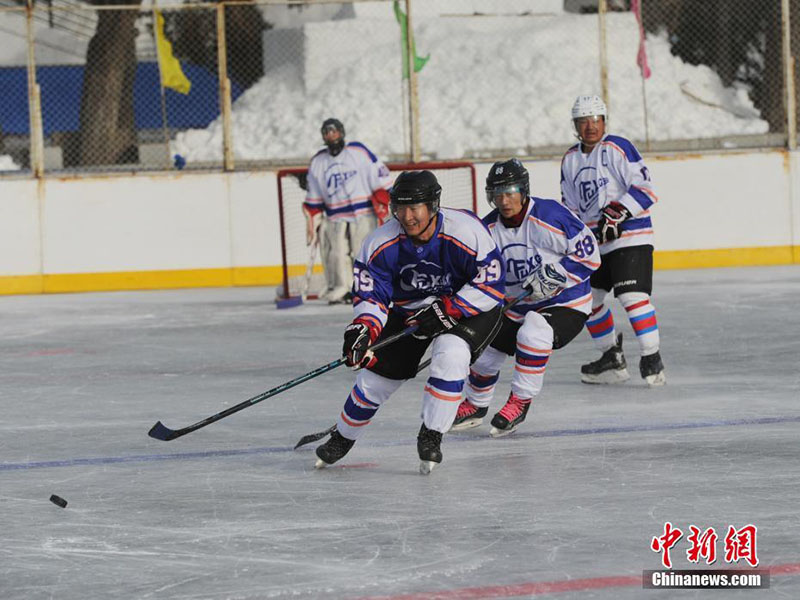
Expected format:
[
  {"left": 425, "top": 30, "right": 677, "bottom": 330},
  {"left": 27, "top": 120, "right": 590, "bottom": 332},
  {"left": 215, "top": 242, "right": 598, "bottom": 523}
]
[{"left": 1, "top": 265, "right": 799, "bottom": 599}]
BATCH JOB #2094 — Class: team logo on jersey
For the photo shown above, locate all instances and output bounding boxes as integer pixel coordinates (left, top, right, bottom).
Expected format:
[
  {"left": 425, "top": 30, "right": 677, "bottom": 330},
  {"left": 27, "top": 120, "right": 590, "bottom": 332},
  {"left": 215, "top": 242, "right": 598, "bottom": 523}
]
[
  {"left": 324, "top": 165, "right": 358, "bottom": 194},
  {"left": 505, "top": 253, "right": 542, "bottom": 284},
  {"left": 399, "top": 260, "right": 453, "bottom": 293},
  {"left": 578, "top": 176, "right": 609, "bottom": 212}
]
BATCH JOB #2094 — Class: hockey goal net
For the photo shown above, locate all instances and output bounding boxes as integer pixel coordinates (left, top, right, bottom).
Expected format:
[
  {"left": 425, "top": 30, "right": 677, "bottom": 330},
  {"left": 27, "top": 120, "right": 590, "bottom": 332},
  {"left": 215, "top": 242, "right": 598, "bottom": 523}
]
[{"left": 276, "top": 161, "right": 477, "bottom": 301}]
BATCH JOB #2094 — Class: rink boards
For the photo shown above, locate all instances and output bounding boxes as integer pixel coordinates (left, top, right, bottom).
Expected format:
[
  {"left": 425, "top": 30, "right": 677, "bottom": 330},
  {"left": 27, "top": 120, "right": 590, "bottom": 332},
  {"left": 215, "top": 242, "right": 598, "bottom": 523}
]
[{"left": 0, "top": 149, "right": 798, "bottom": 295}]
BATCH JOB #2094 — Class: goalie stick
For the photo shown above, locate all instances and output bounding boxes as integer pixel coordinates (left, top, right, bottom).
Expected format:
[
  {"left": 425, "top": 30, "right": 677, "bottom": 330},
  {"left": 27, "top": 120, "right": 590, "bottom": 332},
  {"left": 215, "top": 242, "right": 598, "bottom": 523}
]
[
  {"left": 148, "top": 325, "right": 418, "bottom": 442},
  {"left": 294, "top": 288, "right": 535, "bottom": 449}
]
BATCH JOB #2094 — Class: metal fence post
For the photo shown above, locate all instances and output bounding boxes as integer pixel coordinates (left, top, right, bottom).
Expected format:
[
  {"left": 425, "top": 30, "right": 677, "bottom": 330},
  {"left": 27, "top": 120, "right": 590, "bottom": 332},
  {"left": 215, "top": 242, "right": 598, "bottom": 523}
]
[
  {"left": 405, "top": 0, "right": 421, "bottom": 163},
  {"left": 598, "top": 0, "right": 609, "bottom": 114},
  {"left": 26, "top": 0, "right": 45, "bottom": 177},
  {"left": 782, "top": 0, "right": 796, "bottom": 150},
  {"left": 217, "top": 3, "right": 234, "bottom": 171}
]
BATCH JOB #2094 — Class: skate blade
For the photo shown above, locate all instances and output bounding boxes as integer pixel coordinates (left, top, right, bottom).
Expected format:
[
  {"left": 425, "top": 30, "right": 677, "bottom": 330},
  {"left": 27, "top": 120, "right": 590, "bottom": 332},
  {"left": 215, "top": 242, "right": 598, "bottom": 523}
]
[
  {"left": 419, "top": 460, "right": 438, "bottom": 475},
  {"left": 489, "top": 425, "right": 520, "bottom": 438},
  {"left": 314, "top": 458, "right": 331, "bottom": 469},
  {"left": 581, "top": 368, "right": 630, "bottom": 385},
  {"left": 644, "top": 371, "right": 666, "bottom": 386},
  {"left": 449, "top": 418, "right": 483, "bottom": 432}
]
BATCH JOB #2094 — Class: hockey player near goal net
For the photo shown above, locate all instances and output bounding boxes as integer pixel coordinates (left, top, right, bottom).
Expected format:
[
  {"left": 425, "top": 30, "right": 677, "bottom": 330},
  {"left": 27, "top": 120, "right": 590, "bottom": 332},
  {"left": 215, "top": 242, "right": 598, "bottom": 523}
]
[
  {"left": 302, "top": 118, "right": 392, "bottom": 304},
  {"left": 451, "top": 159, "right": 600, "bottom": 437},
  {"left": 314, "top": 170, "right": 505, "bottom": 474},
  {"left": 560, "top": 95, "right": 666, "bottom": 386}
]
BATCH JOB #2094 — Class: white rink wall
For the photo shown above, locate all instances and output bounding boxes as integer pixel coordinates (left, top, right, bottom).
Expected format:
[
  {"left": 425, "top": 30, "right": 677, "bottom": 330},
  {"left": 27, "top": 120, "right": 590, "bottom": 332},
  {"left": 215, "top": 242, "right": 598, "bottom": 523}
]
[{"left": 0, "top": 150, "right": 798, "bottom": 295}]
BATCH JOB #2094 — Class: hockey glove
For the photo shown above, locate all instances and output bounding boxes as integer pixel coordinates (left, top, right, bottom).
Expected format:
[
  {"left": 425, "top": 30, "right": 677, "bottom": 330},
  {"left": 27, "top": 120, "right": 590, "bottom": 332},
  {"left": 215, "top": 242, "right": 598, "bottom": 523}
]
[
  {"left": 405, "top": 298, "right": 460, "bottom": 339},
  {"left": 343, "top": 320, "right": 380, "bottom": 369},
  {"left": 522, "top": 263, "right": 568, "bottom": 302},
  {"left": 597, "top": 201, "right": 632, "bottom": 244},
  {"left": 370, "top": 189, "right": 391, "bottom": 226}
]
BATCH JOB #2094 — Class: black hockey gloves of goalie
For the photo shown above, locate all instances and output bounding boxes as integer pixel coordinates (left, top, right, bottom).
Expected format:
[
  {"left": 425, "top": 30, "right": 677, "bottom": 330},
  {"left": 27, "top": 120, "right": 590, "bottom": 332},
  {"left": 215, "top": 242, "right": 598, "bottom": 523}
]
[
  {"left": 343, "top": 319, "right": 380, "bottom": 369},
  {"left": 405, "top": 298, "right": 461, "bottom": 339},
  {"left": 522, "top": 263, "right": 568, "bottom": 302},
  {"left": 597, "top": 201, "right": 632, "bottom": 244}
]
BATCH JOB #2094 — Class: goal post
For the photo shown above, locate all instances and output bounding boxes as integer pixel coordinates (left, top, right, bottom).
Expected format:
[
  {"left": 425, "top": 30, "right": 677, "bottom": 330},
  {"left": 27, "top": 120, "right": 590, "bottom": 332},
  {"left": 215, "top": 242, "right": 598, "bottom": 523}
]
[{"left": 276, "top": 161, "right": 478, "bottom": 302}]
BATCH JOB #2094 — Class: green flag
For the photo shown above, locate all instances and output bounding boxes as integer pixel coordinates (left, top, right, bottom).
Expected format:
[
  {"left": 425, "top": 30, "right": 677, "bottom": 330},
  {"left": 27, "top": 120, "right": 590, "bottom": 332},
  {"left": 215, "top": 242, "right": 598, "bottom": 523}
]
[{"left": 393, "top": 1, "right": 429, "bottom": 78}]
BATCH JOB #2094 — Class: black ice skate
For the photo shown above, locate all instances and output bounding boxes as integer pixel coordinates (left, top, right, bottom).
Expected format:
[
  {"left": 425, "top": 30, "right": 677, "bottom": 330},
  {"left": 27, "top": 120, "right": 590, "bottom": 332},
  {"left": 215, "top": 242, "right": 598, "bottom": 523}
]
[
  {"left": 417, "top": 424, "right": 443, "bottom": 475},
  {"left": 489, "top": 393, "right": 531, "bottom": 438},
  {"left": 449, "top": 399, "right": 489, "bottom": 432},
  {"left": 640, "top": 351, "right": 666, "bottom": 386},
  {"left": 580, "top": 332, "right": 630, "bottom": 384},
  {"left": 314, "top": 430, "right": 355, "bottom": 469}
]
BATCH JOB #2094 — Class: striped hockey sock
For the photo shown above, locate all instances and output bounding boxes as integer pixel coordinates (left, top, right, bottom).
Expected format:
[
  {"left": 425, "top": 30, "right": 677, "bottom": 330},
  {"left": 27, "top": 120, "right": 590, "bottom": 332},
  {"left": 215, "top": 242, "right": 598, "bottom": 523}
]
[
  {"left": 586, "top": 304, "right": 617, "bottom": 351},
  {"left": 619, "top": 292, "right": 660, "bottom": 356}
]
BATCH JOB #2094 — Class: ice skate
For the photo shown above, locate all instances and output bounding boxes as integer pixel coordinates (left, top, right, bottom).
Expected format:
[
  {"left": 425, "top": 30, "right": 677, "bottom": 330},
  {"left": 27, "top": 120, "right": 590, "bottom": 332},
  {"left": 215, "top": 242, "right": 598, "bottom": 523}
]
[
  {"left": 580, "top": 332, "right": 630, "bottom": 384},
  {"left": 326, "top": 286, "right": 351, "bottom": 305},
  {"left": 489, "top": 393, "right": 531, "bottom": 438},
  {"left": 449, "top": 399, "right": 488, "bottom": 431},
  {"left": 314, "top": 430, "right": 355, "bottom": 468},
  {"left": 417, "top": 423, "right": 443, "bottom": 474},
  {"left": 640, "top": 351, "right": 666, "bottom": 386}
]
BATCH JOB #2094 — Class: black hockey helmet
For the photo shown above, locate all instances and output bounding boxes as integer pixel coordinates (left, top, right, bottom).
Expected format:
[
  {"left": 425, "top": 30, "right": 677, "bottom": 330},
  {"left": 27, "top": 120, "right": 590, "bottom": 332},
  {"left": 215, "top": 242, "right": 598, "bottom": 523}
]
[
  {"left": 390, "top": 170, "right": 442, "bottom": 216},
  {"left": 320, "top": 118, "right": 345, "bottom": 155},
  {"left": 485, "top": 158, "right": 530, "bottom": 207}
]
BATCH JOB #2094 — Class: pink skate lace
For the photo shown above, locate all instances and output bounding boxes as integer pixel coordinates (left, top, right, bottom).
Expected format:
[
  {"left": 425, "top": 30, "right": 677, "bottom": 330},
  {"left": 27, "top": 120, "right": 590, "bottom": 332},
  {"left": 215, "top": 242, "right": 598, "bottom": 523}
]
[
  {"left": 496, "top": 394, "right": 531, "bottom": 421},
  {"left": 456, "top": 400, "right": 478, "bottom": 419}
]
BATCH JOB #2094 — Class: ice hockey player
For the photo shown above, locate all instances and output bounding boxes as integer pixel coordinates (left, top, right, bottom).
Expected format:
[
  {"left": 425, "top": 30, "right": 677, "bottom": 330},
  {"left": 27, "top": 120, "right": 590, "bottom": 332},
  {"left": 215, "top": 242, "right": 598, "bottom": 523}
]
[
  {"left": 451, "top": 159, "right": 600, "bottom": 437},
  {"left": 314, "top": 170, "right": 505, "bottom": 474},
  {"left": 560, "top": 95, "right": 666, "bottom": 386},
  {"left": 303, "top": 118, "right": 392, "bottom": 304}
]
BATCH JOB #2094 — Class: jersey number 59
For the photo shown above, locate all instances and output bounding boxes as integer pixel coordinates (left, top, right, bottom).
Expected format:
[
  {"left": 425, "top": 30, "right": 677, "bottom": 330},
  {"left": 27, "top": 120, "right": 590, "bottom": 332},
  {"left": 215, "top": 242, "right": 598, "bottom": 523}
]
[
  {"left": 474, "top": 259, "right": 502, "bottom": 284},
  {"left": 353, "top": 267, "right": 374, "bottom": 293}
]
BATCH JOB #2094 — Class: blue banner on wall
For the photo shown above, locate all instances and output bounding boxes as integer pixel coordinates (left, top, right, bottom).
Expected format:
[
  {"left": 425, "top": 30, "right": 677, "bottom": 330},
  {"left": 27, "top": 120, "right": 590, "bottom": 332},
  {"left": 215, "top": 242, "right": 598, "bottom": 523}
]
[{"left": 0, "top": 63, "right": 243, "bottom": 136}]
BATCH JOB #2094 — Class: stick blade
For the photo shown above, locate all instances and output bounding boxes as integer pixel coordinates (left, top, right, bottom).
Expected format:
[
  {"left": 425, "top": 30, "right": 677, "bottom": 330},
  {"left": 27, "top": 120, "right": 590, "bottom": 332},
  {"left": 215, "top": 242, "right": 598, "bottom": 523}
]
[
  {"left": 276, "top": 296, "right": 303, "bottom": 310},
  {"left": 294, "top": 425, "right": 336, "bottom": 449},
  {"left": 148, "top": 421, "right": 178, "bottom": 441}
]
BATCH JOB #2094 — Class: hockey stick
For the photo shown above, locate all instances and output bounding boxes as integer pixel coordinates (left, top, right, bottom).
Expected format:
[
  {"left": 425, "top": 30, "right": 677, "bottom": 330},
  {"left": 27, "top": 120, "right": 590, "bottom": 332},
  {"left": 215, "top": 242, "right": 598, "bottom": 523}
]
[
  {"left": 148, "top": 325, "right": 418, "bottom": 442},
  {"left": 294, "top": 288, "right": 534, "bottom": 448},
  {"left": 300, "top": 234, "right": 319, "bottom": 301}
]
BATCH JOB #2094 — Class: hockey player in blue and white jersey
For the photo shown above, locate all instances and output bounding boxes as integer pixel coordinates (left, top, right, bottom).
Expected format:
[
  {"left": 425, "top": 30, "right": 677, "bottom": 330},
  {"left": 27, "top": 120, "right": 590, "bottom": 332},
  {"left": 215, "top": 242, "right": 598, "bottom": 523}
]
[
  {"left": 303, "top": 118, "right": 392, "bottom": 304},
  {"left": 450, "top": 159, "right": 600, "bottom": 437},
  {"left": 314, "top": 170, "right": 505, "bottom": 474},
  {"left": 560, "top": 95, "right": 666, "bottom": 386}
]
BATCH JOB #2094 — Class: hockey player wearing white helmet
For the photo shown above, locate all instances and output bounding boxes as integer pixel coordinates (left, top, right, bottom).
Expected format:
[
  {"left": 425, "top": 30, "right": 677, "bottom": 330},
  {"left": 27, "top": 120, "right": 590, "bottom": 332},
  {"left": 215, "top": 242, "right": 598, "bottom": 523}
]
[
  {"left": 560, "top": 95, "right": 666, "bottom": 386},
  {"left": 303, "top": 118, "right": 392, "bottom": 304}
]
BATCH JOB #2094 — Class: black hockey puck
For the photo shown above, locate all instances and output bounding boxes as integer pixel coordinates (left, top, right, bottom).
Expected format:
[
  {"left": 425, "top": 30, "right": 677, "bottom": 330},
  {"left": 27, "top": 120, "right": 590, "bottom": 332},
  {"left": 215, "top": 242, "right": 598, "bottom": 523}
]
[{"left": 49, "top": 494, "right": 68, "bottom": 508}]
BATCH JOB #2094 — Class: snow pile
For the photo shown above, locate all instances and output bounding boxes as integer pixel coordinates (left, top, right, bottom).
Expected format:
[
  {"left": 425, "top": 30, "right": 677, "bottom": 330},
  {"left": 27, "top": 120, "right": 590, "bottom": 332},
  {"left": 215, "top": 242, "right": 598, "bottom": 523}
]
[
  {"left": 173, "top": 11, "right": 768, "bottom": 163},
  {"left": 0, "top": 155, "right": 21, "bottom": 171}
]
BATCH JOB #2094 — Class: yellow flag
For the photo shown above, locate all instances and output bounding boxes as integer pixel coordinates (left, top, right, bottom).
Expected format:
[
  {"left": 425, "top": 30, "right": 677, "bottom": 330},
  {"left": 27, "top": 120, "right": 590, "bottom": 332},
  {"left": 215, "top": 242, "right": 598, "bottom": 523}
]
[{"left": 154, "top": 11, "right": 191, "bottom": 95}]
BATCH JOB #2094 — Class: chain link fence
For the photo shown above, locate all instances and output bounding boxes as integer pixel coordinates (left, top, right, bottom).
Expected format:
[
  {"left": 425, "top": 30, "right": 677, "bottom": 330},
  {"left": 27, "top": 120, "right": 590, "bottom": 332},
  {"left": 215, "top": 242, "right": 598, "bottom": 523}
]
[{"left": 0, "top": 0, "right": 796, "bottom": 176}]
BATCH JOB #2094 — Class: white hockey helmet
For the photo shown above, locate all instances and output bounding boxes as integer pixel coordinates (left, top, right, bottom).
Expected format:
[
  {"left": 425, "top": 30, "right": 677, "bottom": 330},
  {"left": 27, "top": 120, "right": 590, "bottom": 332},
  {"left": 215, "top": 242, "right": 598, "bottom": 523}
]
[{"left": 571, "top": 95, "right": 607, "bottom": 120}]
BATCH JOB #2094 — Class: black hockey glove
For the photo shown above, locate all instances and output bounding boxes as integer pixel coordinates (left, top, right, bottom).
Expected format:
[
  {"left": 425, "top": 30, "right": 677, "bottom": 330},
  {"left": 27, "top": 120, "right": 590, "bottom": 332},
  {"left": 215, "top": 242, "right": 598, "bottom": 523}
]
[
  {"left": 405, "top": 299, "right": 459, "bottom": 339},
  {"left": 343, "top": 321, "right": 379, "bottom": 369},
  {"left": 522, "top": 263, "right": 568, "bottom": 302},
  {"left": 597, "top": 201, "right": 632, "bottom": 244}
]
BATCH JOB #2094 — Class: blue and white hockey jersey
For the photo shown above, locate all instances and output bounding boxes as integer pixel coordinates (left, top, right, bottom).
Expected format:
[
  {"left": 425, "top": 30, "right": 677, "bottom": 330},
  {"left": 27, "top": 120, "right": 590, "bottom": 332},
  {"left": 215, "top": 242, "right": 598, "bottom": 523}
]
[
  {"left": 352, "top": 208, "right": 506, "bottom": 333},
  {"left": 483, "top": 197, "right": 600, "bottom": 321},
  {"left": 560, "top": 134, "right": 658, "bottom": 254},
  {"left": 304, "top": 142, "right": 392, "bottom": 222}
]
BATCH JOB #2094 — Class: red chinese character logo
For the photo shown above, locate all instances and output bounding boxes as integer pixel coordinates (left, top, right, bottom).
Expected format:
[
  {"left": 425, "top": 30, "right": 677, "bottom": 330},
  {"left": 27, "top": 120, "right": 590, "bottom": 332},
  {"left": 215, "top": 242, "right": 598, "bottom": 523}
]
[
  {"left": 686, "top": 525, "right": 718, "bottom": 564},
  {"left": 724, "top": 524, "right": 758, "bottom": 567},
  {"left": 651, "top": 522, "right": 684, "bottom": 568}
]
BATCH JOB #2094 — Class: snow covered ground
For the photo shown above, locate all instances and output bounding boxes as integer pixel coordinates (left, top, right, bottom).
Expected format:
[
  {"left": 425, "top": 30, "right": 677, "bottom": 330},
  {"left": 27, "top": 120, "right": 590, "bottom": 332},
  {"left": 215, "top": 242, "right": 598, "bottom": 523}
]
[{"left": 173, "top": 8, "right": 768, "bottom": 163}]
